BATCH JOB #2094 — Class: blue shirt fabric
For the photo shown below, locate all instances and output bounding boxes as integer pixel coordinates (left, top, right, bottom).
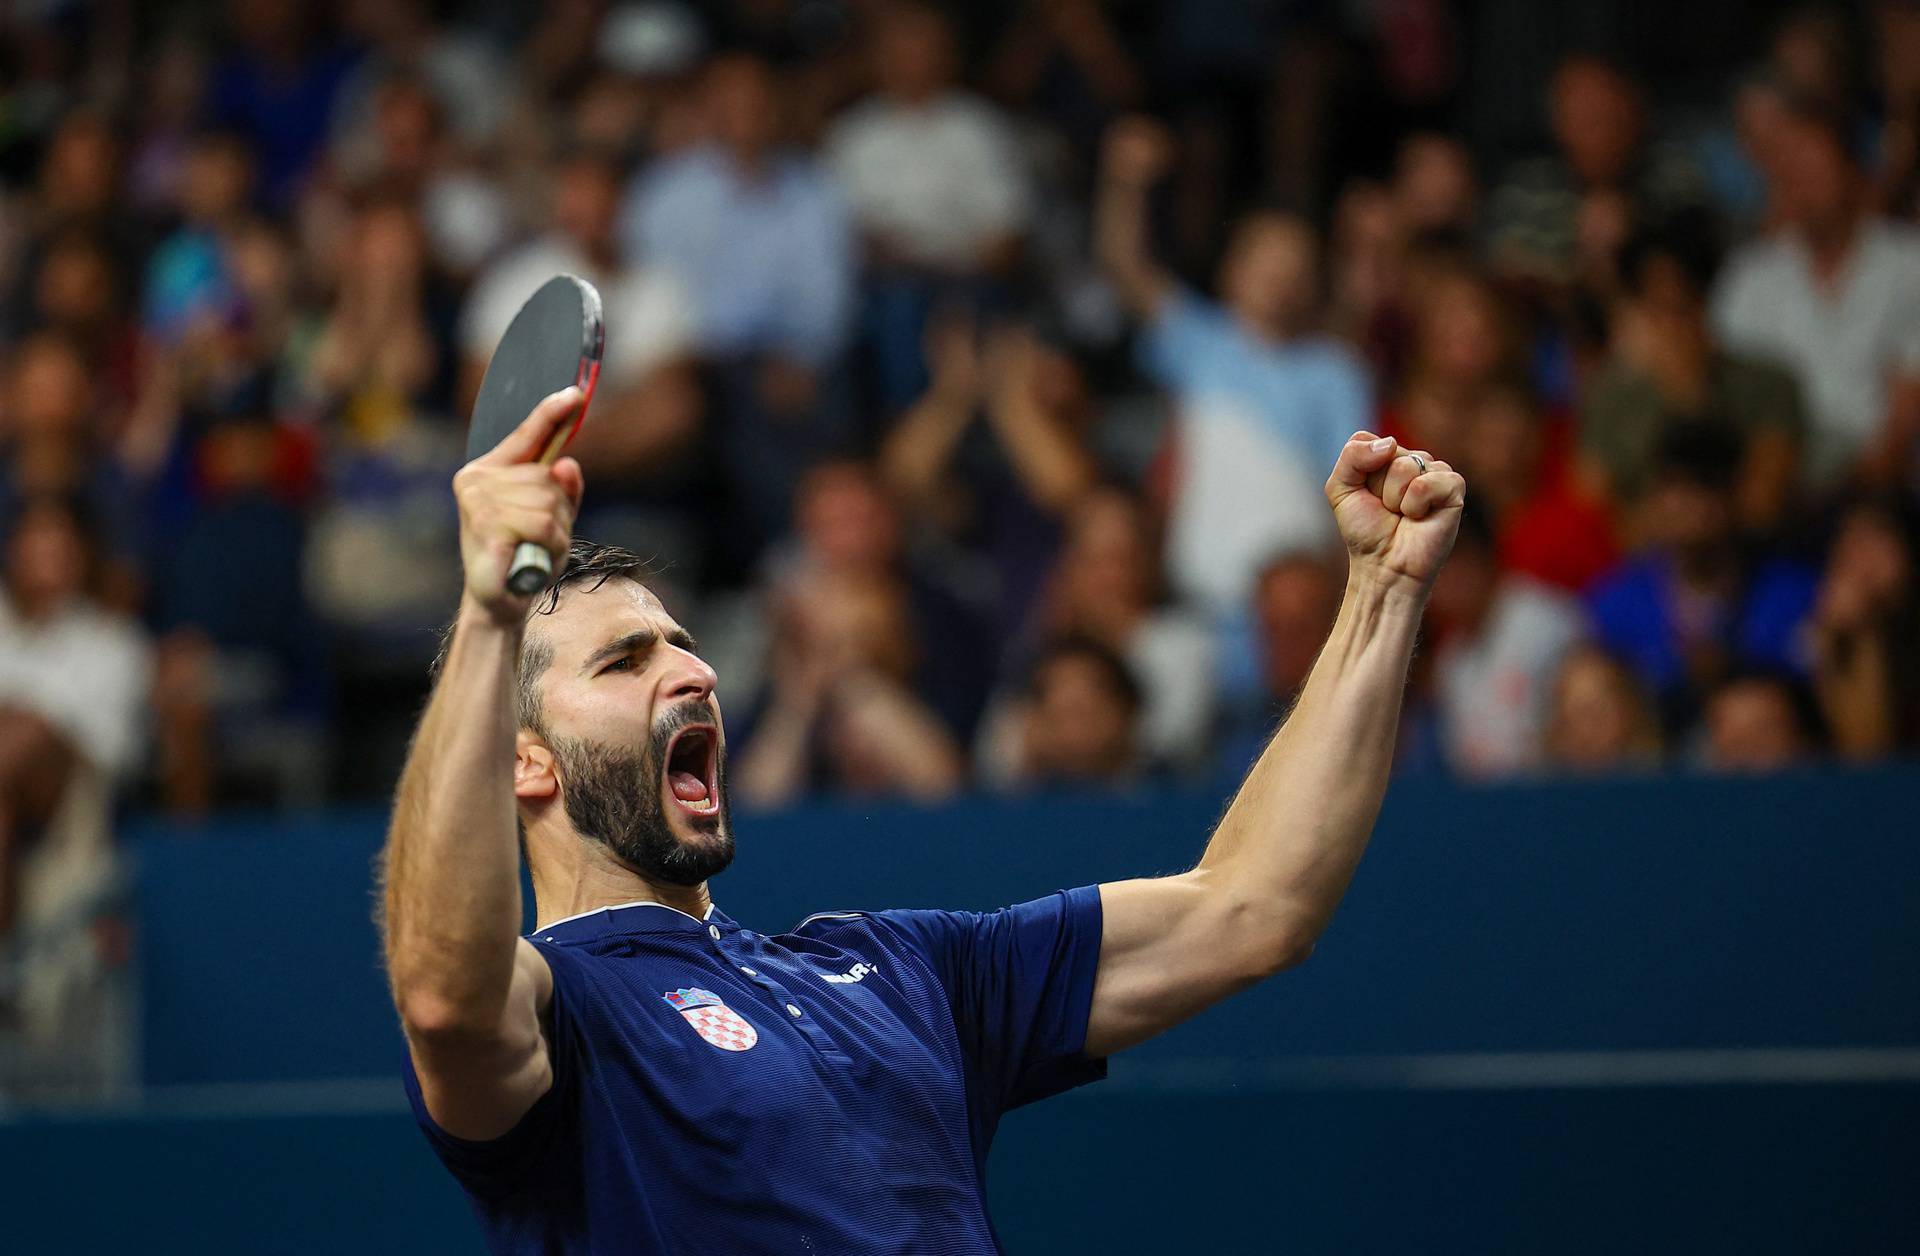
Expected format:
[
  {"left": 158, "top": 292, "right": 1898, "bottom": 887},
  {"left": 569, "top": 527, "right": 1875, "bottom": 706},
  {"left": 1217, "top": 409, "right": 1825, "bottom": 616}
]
[
  {"left": 402, "top": 887, "right": 1106, "bottom": 1254},
  {"left": 1136, "top": 289, "right": 1372, "bottom": 472},
  {"left": 1583, "top": 555, "right": 1819, "bottom": 695},
  {"left": 622, "top": 146, "right": 856, "bottom": 367}
]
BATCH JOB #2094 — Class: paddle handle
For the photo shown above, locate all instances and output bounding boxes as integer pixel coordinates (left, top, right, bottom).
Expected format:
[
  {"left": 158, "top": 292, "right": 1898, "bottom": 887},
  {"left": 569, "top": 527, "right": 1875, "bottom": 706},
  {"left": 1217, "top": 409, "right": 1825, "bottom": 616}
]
[
  {"left": 505, "top": 395, "right": 588, "bottom": 597},
  {"left": 507, "top": 542, "right": 554, "bottom": 595}
]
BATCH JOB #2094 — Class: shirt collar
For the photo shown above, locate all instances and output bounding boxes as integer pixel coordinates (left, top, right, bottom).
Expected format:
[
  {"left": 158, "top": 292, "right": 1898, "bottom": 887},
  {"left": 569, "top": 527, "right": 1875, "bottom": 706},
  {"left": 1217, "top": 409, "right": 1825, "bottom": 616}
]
[{"left": 532, "top": 899, "right": 735, "bottom": 944}]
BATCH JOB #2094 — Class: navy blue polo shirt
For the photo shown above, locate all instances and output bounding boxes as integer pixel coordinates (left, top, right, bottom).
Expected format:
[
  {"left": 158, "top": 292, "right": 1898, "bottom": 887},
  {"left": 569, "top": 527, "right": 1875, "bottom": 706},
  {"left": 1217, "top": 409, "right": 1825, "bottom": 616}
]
[{"left": 401, "top": 886, "right": 1107, "bottom": 1254}]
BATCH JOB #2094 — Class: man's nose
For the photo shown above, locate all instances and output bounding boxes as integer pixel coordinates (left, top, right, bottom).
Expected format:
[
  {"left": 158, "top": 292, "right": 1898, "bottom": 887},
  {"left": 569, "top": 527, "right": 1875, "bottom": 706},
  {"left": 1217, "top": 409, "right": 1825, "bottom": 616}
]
[{"left": 662, "top": 649, "right": 718, "bottom": 704}]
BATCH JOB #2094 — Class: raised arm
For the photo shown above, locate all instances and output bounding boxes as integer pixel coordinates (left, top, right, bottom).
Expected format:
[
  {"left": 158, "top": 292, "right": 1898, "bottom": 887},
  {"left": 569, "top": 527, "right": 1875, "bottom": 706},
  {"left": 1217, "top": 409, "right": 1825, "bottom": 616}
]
[
  {"left": 1085, "top": 434, "right": 1464, "bottom": 1056},
  {"left": 1093, "top": 116, "right": 1177, "bottom": 318},
  {"left": 379, "top": 387, "right": 584, "bottom": 1139}
]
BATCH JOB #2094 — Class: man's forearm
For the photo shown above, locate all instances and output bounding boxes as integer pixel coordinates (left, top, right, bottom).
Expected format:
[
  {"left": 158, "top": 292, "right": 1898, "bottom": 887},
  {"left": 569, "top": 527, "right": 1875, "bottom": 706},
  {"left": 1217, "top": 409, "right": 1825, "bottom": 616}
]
[
  {"left": 1196, "top": 570, "right": 1424, "bottom": 954},
  {"left": 381, "top": 601, "right": 525, "bottom": 1031},
  {"left": 1093, "top": 181, "right": 1169, "bottom": 316}
]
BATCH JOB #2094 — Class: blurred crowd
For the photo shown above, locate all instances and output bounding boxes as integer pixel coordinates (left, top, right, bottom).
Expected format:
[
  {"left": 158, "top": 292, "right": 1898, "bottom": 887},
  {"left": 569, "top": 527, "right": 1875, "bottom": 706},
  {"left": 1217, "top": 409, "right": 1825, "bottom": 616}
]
[{"left": 2, "top": 0, "right": 1920, "bottom": 945}]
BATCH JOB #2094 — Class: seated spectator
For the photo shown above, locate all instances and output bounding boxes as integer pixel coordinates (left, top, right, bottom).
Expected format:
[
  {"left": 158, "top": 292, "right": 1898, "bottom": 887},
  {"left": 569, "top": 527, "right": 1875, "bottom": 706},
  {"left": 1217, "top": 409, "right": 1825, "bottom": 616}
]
[
  {"left": 1426, "top": 503, "right": 1585, "bottom": 778},
  {"left": 0, "top": 333, "right": 143, "bottom": 604},
  {"left": 1486, "top": 55, "right": 1705, "bottom": 290},
  {"left": 1542, "top": 643, "right": 1665, "bottom": 773},
  {"left": 984, "top": 485, "right": 1213, "bottom": 776},
  {"left": 1463, "top": 379, "right": 1617, "bottom": 592},
  {"left": 459, "top": 147, "right": 704, "bottom": 561},
  {"left": 759, "top": 460, "right": 996, "bottom": 745},
  {"left": 1379, "top": 264, "right": 1517, "bottom": 464},
  {"left": 1392, "top": 133, "right": 1479, "bottom": 237},
  {"left": 150, "top": 406, "right": 328, "bottom": 815},
  {"left": 988, "top": 636, "right": 1149, "bottom": 792},
  {"left": 141, "top": 130, "right": 257, "bottom": 348},
  {"left": 827, "top": 2, "right": 1034, "bottom": 412},
  {"left": 210, "top": 0, "right": 360, "bottom": 207},
  {"left": 624, "top": 51, "right": 855, "bottom": 374},
  {"left": 1584, "top": 216, "right": 1805, "bottom": 537},
  {"left": 731, "top": 567, "right": 964, "bottom": 809},
  {"left": 881, "top": 316, "right": 1099, "bottom": 633},
  {"left": 1215, "top": 548, "right": 1342, "bottom": 775},
  {"left": 624, "top": 52, "right": 859, "bottom": 561},
  {"left": 1712, "top": 93, "right": 1920, "bottom": 492},
  {"left": 26, "top": 229, "right": 141, "bottom": 416},
  {"left": 827, "top": 3, "right": 1032, "bottom": 277},
  {"left": 1096, "top": 114, "right": 1367, "bottom": 617},
  {"left": 305, "top": 188, "right": 457, "bottom": 429},
  {"left": 1701, "top": 671, "right": 1825, "bottom": 773},
  {"left": 1809, "top": 496, "right": 1920, "bottom": 759},
  {"left": 1585, "top": 426, "right": 1819, "bottom": 732},
  {"left": 0, "top": 495, "right": 152, "bottom": 941}
]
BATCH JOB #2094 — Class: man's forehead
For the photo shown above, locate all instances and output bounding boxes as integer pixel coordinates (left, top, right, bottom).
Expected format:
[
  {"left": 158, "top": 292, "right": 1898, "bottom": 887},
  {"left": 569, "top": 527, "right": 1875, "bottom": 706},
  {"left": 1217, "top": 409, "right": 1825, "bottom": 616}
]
[{"left": 532, "top": 579, "right": 680, "bottom": 660}]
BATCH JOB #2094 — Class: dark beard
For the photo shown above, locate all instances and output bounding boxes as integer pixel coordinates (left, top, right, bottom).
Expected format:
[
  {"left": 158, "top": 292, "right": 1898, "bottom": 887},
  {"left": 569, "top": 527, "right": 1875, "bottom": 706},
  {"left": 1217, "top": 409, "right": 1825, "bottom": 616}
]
[{"left": 550, "top": 708, "right": 734, "bottom": 887}]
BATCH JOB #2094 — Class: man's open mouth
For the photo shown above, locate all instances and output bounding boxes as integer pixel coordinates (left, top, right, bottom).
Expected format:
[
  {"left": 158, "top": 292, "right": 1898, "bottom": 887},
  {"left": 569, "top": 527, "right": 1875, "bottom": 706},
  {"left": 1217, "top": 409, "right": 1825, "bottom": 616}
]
[{"left": 664, "top": 724, "right": 719, "bottom": 816}]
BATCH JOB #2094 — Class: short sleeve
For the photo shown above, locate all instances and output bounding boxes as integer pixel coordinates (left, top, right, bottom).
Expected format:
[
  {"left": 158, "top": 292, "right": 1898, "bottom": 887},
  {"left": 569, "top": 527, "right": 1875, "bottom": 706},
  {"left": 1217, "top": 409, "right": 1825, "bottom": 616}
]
[
  {"left": 1135, "top": 289, "right": 1229, "bottom": 394},
  {"left": 874, "top": 886, "right": 1107, "bottom": 1114},
  {"left": 399, "top": 942, "right": 581, "bottom": 1197}
]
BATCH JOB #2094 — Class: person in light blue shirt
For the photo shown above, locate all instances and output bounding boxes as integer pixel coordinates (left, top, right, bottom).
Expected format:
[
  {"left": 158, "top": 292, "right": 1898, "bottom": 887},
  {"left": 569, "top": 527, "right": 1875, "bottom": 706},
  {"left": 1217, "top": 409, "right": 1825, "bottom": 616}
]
[
  {"left": 1096, "top": 115, "right": 1372, "bottom": 615},
  {"left": 621, "top": 53, "right": 856, "bottom": 370}
]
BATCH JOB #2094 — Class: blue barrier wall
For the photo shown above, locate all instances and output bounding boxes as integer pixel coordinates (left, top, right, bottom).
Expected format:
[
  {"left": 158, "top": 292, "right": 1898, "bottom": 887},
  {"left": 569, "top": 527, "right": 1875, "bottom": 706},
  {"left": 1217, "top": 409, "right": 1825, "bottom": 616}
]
[{"left": 4, "top": 767, "right": 1918, "bottom": 1253}]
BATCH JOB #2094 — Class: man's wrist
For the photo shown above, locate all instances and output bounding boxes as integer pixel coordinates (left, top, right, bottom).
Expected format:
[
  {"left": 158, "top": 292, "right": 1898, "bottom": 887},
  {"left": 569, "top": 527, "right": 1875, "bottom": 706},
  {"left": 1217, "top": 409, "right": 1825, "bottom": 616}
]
[{"left": 1343, "top": 564, "right": 1431, "bottom": 624}]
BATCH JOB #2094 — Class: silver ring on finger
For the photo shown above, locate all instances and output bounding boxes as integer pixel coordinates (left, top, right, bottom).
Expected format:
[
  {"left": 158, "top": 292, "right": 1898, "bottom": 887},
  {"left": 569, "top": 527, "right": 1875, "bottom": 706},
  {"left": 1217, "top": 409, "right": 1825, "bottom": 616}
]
[{"left": 1407, "top": 453, "right": 1427, "bottom": 475}]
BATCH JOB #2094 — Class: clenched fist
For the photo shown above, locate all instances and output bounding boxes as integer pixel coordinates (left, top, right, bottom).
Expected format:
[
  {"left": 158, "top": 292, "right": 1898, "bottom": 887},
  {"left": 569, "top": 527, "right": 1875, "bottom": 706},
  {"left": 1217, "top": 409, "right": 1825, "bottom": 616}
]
[
  {"left": 453, "top": 386, "right": 586, "bottom": 621},
  {"left": 1324, "top": 432, "right": 1467, "bottom": 593}
]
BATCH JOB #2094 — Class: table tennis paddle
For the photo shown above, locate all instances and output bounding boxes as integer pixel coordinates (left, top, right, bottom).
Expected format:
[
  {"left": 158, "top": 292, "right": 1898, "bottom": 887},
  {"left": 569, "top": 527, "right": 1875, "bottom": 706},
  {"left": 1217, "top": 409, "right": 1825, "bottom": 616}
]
[{"left": 467, "top": 274, "right": 605, "bottom": 595}]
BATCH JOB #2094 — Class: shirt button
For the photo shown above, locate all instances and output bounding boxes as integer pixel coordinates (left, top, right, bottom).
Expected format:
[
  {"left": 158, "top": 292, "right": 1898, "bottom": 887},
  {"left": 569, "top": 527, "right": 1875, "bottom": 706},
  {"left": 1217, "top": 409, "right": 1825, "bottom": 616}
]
[
  {"left": 786, "top": 1004, "right": 803, "bottom": 1018},
  {"left": 740, "top": 966, "right": 757, "bottom": 977},
  {"left": 708, "top": 925, "right": 721, "bottom": 940}
]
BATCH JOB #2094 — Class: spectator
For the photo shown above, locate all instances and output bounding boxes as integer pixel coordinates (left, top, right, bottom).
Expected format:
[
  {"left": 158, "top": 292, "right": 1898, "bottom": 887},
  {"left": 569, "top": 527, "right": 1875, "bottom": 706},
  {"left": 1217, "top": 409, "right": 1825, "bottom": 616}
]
[
  {"left": 0, "top": 333, "right": 142, "bottom": 600},
  {"left": 1542, "top": 643, "right": 1665, "bottom": 773},
  {"left": 458, "top": 147, "right": 703, "bottom": 532},
  {"left": 1487, "top": 55, "right": 1706, "bottom": 289},
  {"left": 994, "top": 635, "right": 1148, "bottom": 791},
  {"left": 1712, "top": 94, "right": 1920, "bottom": 491},
  {"left": 0, "top": 495, "right": 152, "bottom": 940},
  {"left": 210, "top": 0, "right": 361, "bottom": 206},
  {"left": 1096, "top": 114, "right": 1368, "bottom": 616},
  {"left": 1702, "top": 671, "right": 1825, "bottom": 773},
  {"left": 731, "top": 567, "right": 965, "bottom": 809},
  {"left": 1426, "top": 503, "right": 1585, "bottom": 778},
  {"left": 1379, "top": 265, "right": 1517, "bottom": 465},
  {"left": 880, "top": 316, "right": 1099, "bottom": 633},
  {"left": 624, "top": 52, "right": 856, "bottom": 371},
  {"left": 827, "top": 3, "right": 1032, "bottom": 277},
  {"left": 1809, "top": 496, "right": 1920, "bottom": 759},
  {"left": 140, "top": 130, "right": 256, "bottom": 348},
  {"left": 1585, "top": 425, "right": 1819, "bottom": 731},
  {"left": 1584, "top": 216, "right": 1805, "bottom": 537},
  {"left": 624, "top": 51, "right": 860, "bottom": 557},
  {"left": 760, "top": 460, "right": 996, "bottom": 747},
  {"left": 1464, "top": 380, "right": 1617, "bottom": 592},
  {"left": 826, "top": 1, "right": 1034, "bottom": 411},
  {"left": 1215, "top": 548, "right": 1342, "bottom": 776},
  {"left": 982, "top": 485, "right": 1214, "bottom": 777}
]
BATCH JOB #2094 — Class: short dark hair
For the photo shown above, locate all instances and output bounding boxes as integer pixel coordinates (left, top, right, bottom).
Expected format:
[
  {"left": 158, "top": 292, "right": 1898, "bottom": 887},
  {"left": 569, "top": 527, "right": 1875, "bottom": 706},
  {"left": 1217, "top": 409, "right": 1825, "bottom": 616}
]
[
  {"left": 428, "top": 538, "right": 658, "bottom": 733},
  {"left": 1653, "top": 423, "right": 1741, "bottom": 493},
  {"left": 1028, "top": 634, "right": 1143, "bottom": 715},
  {"left": 1620, "top": 208, "right": 1725, "bottom": 299}
]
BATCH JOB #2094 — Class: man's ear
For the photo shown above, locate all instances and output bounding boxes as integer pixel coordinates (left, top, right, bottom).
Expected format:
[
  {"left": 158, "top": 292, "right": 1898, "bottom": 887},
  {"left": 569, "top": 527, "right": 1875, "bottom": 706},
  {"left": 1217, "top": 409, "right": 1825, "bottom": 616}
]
[{"left": 514, "top": 730, "right": 558, "bottom": 800}]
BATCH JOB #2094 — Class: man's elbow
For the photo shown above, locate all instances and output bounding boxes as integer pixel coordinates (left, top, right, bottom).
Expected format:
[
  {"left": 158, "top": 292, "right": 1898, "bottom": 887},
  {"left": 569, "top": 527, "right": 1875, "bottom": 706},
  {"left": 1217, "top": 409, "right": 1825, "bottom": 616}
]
[{"left": 1244, "top": 928, "right": 1317, "bottom": 982}]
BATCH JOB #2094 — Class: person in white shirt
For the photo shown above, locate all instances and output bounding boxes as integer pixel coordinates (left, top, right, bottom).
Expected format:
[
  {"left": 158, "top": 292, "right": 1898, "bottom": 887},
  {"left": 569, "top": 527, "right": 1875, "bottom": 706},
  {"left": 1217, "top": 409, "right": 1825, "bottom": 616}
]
[
  {"left": 1712, "top": 96, "right": 1920, "bottom": 492},
  {"left": 1427, "top": 504, "right": 1584, "bottom": 779},
  {"left": 825, "top": 3, "right": 1033, "bottom": 275},
  {"left": 0, "top": 496, "right": 152, "bottom": 939},
  {"left": 460, "top": 149, "right": 701, "bottom": 479}
]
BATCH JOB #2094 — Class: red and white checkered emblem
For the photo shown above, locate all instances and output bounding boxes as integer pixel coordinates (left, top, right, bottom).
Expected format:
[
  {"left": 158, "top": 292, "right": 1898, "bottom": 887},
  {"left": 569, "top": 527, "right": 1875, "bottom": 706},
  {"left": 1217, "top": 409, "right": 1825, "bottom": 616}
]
[{"left": 662, "top": 988, "right": 758, "bottom": 1052}]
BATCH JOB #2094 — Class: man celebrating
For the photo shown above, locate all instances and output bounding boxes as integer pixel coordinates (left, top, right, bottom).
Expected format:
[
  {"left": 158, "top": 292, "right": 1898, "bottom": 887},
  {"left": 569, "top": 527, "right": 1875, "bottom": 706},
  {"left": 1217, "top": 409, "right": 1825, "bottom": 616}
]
[{"left": 381, "top": 385, "right": 1464, "bottom": 1252}]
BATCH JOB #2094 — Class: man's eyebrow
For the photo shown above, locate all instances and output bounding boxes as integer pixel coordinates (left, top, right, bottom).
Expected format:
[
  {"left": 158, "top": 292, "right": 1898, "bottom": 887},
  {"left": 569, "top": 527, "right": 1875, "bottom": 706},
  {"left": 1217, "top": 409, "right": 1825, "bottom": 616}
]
[
  {"left": 581, "top": 628, "right": 657, "bottom": 673},
  {"left": 580, "top": 626, "right": 700, "bottom": 673}
]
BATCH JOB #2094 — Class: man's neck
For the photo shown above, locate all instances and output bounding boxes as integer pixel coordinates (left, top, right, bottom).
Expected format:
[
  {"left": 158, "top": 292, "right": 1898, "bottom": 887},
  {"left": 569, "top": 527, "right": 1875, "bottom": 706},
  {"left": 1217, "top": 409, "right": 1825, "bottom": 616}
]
[
  {"left": 530, "top": 843, "right": 713, "bottom": 929},
  {"left": 1802, "top": 205, "right": 1865, "bottom": 284}
]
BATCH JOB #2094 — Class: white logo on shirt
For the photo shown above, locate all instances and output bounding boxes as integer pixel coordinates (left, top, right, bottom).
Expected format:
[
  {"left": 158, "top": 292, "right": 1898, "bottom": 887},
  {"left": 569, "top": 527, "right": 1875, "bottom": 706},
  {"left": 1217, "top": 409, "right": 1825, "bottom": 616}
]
[{"left": 820, "top": 962, "right": 878, "bottom": 985}]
